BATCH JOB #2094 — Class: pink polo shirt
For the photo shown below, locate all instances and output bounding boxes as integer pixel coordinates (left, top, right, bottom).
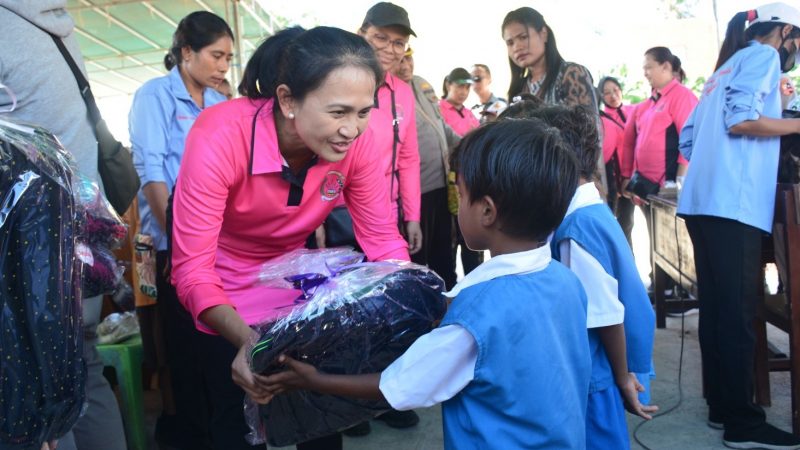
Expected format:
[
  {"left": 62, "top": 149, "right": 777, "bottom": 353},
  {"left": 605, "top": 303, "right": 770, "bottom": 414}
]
[
  {"left": 365, "top": 72, "right": 421, "bottom": 222},
  {"left": 600, "top": 104, "right": 634, "bottom": 164},
  {"left": 621, "top": 79, "right": 696, "bottom": 184},
  {"left": 171, "top": 98, "right": 410, "bottom": 332},
  {"left": 438, "top": 99, "right": 479, "bottom": 137}
]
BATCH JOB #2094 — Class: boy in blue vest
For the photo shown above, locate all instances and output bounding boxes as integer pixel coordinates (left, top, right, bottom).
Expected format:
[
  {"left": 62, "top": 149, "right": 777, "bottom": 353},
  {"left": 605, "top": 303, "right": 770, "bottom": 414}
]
[
  {"left": 501, "top": 102, "right": 659, "bottom": 448},
  {"left": 260, "top": 119, "right": 592, "bottom": 449}
]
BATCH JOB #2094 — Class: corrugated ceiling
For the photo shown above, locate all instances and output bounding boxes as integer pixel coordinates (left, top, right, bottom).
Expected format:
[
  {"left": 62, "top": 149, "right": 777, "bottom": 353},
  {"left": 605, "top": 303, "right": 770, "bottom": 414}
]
[{"left": 65, "top": 0, "right": 284, "bottom": 98}]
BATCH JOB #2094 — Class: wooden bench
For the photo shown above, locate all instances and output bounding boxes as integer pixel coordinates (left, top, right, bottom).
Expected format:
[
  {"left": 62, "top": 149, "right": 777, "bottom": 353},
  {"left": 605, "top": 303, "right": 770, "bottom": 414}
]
[{"left": 754, "top": 183, "right": 800, "bottom": 435}]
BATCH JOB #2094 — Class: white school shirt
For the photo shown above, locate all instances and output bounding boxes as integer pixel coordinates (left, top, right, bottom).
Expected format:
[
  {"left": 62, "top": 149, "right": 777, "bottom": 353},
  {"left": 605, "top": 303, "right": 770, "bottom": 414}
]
[
  {"left": 379, "top": 245, "right": 553, "bottom": 411},
  {"left": 556, "top": 183, "right": 626, "bottom": 329}
]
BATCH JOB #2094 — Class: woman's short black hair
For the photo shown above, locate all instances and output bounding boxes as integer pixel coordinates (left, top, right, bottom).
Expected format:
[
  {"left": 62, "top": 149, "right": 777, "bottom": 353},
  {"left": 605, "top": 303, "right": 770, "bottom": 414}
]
[
  {"left": 238, "top": 26, "right": 383, "bottom": 102},
  {"left": 500, "top": 103, "right": 599, "bottom": 181},
  {"left": 450, "top": 119, "right": 578, "bottom": 242},
  {"left": 164, "top": 11, "right": 233, "bottom": 71}
]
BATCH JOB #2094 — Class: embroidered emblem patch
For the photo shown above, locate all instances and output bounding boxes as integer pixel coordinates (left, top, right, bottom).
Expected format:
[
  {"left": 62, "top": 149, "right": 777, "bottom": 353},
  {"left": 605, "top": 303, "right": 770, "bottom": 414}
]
[{"left": 320, "top": 171, "right": 345, "bottom": 201}]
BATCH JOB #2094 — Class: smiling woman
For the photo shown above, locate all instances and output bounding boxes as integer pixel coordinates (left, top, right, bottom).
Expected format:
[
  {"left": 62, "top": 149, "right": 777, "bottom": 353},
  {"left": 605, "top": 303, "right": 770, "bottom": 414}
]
[{"left": 169, "top": 25, "right": 409, "bottom": 450}]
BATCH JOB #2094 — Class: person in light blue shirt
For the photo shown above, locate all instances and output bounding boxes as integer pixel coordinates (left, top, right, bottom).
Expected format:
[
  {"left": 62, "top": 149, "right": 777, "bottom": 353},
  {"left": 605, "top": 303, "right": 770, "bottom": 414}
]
[
  {"left": 128, "top": 10, "right": 233, "bottom": 450},
  {"left": 677, "top": 3, "right": 800, "bottom": 449}
]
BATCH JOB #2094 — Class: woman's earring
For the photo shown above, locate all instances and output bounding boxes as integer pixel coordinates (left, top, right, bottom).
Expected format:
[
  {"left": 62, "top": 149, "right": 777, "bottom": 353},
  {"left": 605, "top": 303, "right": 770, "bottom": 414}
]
[
  {"left": 288, "top": 112, "right": 295, "bottom": 119},
  {"left": 522, "top": 67, "right": 529, "bottom": 78}
]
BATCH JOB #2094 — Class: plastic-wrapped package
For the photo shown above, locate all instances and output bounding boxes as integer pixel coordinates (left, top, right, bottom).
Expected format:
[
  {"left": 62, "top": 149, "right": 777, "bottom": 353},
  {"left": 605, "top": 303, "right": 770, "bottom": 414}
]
[
  {"left": 76, "top": 241, "right": 125, "bottom": 298},
  {"left": 246, "top": 248, "right": 447, "bottom": 446},
  {"left": 73, "top": 174, "right": 128, "bottom": 250},
  {"left": 0, "top": 117, "right": 85, "bottom": 449},
  {"left": 97, "top": 312, "right": 140, "bottom": 345}
]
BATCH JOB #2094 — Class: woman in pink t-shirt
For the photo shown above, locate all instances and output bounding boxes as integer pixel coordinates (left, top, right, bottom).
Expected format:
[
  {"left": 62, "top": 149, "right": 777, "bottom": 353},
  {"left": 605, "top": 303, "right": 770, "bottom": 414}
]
[
  {"left": 170, "top": 26, "right": 409, "bottom": 450},
  {"left": 438, "top": 67, "right": 480, "bottom": 136},
  {"left": 598, "top": 76, "right": 636, "bottom": 247}
]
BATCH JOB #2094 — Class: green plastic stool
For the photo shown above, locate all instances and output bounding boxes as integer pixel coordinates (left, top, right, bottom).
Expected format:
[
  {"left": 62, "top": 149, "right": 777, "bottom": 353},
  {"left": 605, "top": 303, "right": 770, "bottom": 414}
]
[{"left": 96, "top": 334, "right": 146, "bottom": 450}]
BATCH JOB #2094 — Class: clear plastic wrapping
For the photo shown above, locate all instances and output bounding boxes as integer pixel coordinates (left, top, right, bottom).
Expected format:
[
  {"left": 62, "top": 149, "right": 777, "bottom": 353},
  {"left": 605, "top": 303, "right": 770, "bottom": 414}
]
[
  {"left": 73, "top": 175, "right": 127, "bottom": 250},
  {"left": 76, "top": 241, "right": 125, "bottom": 298},
  {"left": 245, "top": 248, "right": 447, "bottom": 447},
  {"left": 0, "top": 117, "right": 85, "bottom": 449},
  {"left": 97, "top": 311, "right": 140, "bottom": 345}
]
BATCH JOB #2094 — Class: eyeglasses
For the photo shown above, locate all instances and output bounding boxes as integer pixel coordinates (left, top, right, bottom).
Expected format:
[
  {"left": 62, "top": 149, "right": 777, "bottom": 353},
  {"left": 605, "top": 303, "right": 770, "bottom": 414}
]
[
  {"left": 472, "top": 76, "right": 483, "bottom": 82},
  {"left": 366, "top": 32, "right": 409, "bottom": 55}
]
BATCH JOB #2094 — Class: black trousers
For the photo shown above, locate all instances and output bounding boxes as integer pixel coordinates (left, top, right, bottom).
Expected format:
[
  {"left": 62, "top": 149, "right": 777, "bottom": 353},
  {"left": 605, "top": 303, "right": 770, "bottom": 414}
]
[
  {"left": 160, "top": 252, "right": 343, "bottom": 450},
  {"left": 684, "top": 215, "right": 766, "bottom": 431},
  {"left": 411, "top": 188, "right": 457, "bottom": 290},
  {"left": 613, "top": 196, "right": 635, "bottom": 249},
  {"left": 641, "top": 203, "right": 654, "bottom": 283},
  {"left": 157, "top": 251, "right": 211, "bottom": 450}
]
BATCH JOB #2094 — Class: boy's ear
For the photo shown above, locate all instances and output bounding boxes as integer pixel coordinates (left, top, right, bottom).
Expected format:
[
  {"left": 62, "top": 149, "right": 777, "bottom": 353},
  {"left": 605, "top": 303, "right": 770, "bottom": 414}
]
[{"left": 479, "top": 195, "right": 498, "bottom": 228}]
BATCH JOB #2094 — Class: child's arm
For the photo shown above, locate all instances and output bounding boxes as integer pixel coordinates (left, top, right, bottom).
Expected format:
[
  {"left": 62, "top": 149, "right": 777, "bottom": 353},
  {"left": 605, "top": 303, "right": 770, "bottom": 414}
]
[
  {"left": 261, "top": 354, "right": 385, "bottom": 402},
  {"left": 596, "top": 324, "right": 658, "bottom": 420},
  {"left": 261, "top": 325, "right": 477, "bottom": 409}
]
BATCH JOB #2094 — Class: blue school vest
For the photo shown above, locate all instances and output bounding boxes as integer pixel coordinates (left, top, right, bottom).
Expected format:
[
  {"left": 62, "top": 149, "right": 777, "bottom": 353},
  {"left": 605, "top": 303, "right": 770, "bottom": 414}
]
[
  {"left": 440, "top": 262, "right": 591, "bottom": 450},
  {"left": 552, "top": 204, "right": 655, "bottom": 382}
]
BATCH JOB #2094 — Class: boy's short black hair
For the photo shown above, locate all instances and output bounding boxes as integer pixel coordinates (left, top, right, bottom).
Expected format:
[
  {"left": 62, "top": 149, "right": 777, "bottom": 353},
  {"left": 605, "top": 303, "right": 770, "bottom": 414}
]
[
  {"left": 450, "top": 119, "right": 579, "bottom": 242},
  {"left": 499, "top": 101, "right": 599, "bottom": 181}
]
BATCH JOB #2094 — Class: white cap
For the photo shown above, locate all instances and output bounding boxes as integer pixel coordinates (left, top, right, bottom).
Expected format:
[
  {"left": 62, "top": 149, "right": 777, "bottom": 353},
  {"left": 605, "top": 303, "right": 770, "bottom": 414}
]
[{"left": 749, "top": 2, "right": 800, "bottom": 29}]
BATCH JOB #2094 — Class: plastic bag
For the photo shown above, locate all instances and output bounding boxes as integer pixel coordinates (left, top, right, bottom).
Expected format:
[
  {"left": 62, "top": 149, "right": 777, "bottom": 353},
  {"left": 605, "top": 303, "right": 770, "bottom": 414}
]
[
  {"left": 76, "top": 241, "right": 125, "bottom": 298},
  {"left": 0, "top": 117, "right": 85, "bottom": 449},
  {"left": 134, "top": 233, "right": 157, "bottom": 298},
  {"left": 246, "top": 248, "right": 447, "bottom": 446},
  {"left": 73, "top": 174, "right": 128, "bottom": 250},
  {"left": 97, "top": 312, "right": 140, "bottom": 345}
]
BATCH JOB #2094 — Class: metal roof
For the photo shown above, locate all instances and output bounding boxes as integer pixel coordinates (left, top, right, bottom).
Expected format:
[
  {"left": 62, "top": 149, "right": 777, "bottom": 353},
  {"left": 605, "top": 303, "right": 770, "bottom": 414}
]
[{"left": 65, "top": 0, "right": 284, "bottom": 99}]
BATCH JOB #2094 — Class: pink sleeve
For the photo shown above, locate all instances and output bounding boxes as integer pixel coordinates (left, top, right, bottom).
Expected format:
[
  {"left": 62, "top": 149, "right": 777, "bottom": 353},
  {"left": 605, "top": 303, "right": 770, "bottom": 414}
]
[
  {"left": 397, "top": 91, "right": 421, "bottom": 222},
  {"left": 346, "top": 130, "right": 410, "bottom": 262},
  {"left": 620, "top": 105, "right": 639, "bottom": 178},
  {"left": 170, "top": 125, "right": 237, "bottom": 325},
  {"left": 673, "top": 89, "right": 697, "bottom": 167}
]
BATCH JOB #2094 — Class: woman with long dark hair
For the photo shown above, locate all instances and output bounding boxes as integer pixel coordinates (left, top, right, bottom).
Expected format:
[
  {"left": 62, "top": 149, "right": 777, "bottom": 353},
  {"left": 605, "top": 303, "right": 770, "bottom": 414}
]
[
  {"left": 678, "top": 4, "right": 800, "bottom": 449},
  {"left": 170, "top": 26, "right": 409, "bottom": 449},
  {"left": 501, "top": 7, "right": 606, "bottom": 193}
]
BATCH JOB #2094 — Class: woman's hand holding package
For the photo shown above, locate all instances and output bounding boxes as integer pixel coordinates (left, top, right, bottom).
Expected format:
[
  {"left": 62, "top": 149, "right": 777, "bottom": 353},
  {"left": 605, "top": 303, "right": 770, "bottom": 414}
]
[{"left": 232, "top": 341, "right": 274, "bottom": 404}]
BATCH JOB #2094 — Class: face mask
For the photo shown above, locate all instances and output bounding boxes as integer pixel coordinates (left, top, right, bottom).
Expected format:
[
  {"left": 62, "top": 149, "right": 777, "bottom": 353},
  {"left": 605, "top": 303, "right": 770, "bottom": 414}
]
[{"left": 779, "top": 36, "right": 798, "bottom": 73}]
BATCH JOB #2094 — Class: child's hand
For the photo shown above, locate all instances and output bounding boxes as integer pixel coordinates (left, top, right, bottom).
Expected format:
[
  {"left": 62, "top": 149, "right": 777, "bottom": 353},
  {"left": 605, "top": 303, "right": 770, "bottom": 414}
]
[
  {"left": 618, "top": 373, "right": 659, "bottom": 420},
  {"left": 261, "top": 354, "right": 320, "bottom": 395}
]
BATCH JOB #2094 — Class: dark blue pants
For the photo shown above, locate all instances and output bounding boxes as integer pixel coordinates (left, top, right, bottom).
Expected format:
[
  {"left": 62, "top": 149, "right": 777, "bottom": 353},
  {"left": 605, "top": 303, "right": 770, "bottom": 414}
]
[{"left": 684, "top": 215, "right": 766, "bottom": 431}]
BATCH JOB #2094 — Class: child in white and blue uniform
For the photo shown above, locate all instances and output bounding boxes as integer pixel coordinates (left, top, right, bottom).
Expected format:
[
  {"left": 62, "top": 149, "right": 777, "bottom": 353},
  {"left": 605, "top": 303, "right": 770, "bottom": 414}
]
[
  {"left": 501, "top": 103, "right": 658, "bottom": 449},
  {"left": 261, "top": 118, "right": 593, "bottom": 449}
]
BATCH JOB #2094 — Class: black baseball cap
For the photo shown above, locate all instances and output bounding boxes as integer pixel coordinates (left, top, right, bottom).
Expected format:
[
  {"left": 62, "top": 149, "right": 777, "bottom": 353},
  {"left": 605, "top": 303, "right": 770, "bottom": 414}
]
[
  {"left": 363, "top": 2, "right": 416, "bottom": 37},
  {"left": 446, "top": 67, "right": 473, "bottom": 85}
]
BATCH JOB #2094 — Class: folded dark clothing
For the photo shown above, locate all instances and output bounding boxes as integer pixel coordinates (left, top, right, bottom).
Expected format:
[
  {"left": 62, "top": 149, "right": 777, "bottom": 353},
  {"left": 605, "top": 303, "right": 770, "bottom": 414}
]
[{"left": 250, "top": 264, "right": 446, "bottom": 447}]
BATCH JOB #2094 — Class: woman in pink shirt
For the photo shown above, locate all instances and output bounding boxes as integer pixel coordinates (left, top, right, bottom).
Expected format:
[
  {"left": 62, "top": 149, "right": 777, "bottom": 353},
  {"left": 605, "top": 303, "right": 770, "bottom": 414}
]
[
  {"left": 598, "top": 76, "right": 636, "bottom": 247},
  {"left": 438, "top": 67, "right": 481, "bottom": 136},
  {"left": 170, "top": 26, "right": 408, "bottom": 450},
  {"left": 621, "top": 46, "right": 697, "bottom": 287}
]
